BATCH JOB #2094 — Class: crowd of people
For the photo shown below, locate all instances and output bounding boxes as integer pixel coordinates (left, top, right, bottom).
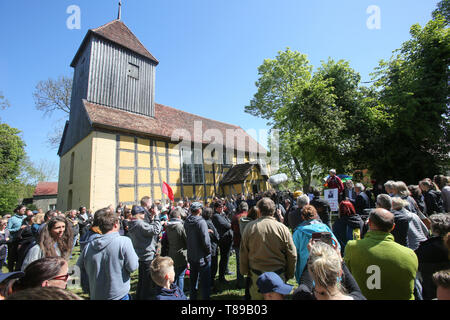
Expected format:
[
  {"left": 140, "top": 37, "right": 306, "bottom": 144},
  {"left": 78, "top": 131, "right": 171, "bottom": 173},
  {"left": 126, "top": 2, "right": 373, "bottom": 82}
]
[{"left": 0, "top": 171, "right": 449, "bottom": 301}]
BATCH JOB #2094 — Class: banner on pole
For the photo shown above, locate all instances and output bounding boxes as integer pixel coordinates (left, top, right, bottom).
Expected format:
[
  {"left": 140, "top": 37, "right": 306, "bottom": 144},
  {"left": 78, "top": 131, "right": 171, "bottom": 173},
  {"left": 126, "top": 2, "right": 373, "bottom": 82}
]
[{"left": 324, "top": 188, "right": 339, "bottom": 212}]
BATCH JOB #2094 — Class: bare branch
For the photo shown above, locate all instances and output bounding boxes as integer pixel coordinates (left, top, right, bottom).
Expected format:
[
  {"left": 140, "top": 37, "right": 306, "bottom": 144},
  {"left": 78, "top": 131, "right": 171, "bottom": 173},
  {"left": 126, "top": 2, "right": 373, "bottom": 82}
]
[
  {"left": 0, "top": 91, "right": 10, "bottom": 110},
  {"left": 33, "top": 75, "right": 72, "bottom": 117}
]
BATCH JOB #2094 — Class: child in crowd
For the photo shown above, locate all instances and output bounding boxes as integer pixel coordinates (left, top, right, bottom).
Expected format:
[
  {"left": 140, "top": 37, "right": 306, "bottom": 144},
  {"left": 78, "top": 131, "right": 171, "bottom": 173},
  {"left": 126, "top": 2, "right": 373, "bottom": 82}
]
[
  {"left": 150, "top": 256, "right": 187, "bottom": 300},
  {"left": 256, "top": 272, "right": 293, "bottom": 300}
]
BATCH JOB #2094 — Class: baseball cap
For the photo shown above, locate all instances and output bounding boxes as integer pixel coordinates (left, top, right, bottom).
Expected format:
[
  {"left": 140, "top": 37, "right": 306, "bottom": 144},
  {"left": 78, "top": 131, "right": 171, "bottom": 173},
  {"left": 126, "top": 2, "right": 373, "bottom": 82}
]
[
  {"left": 0, "top": 271, "right": 25, "bottom": 284},
  {"left": 131, "top": 206, "right": 145, "bottom": 215},
  {"left": 190, "top": 202, "right": 203, "bottom": 212},
  {"left": 256, "top": 272, "right": 293, "bottom": 295}
]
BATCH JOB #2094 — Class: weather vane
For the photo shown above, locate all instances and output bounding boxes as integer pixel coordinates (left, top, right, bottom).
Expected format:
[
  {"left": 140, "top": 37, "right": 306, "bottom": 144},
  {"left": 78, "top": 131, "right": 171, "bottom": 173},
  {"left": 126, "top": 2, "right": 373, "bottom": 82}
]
[{"left": 118, "top": 0, "right": 122, "bottom": 20}]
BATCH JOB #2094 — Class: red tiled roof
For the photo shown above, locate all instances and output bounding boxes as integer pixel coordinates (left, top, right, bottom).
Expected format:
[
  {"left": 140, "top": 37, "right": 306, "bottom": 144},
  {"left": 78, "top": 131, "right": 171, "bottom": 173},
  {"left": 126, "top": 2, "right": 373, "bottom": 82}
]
[
  {"left": 71, "top": 20, "right": 158, "bottom": 67},
  {"left": 33, "top": 182, "right": 58, "bottom": 197},
  {"left": 83, "top": 100, "right": 267, "bottom": 153}
]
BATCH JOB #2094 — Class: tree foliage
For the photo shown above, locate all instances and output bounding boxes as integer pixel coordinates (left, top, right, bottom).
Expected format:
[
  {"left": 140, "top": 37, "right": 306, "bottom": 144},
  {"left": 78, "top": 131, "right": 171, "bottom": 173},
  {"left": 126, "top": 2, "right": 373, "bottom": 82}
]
[
  {"left": 368, "top": 16, "right": 450, "bottom": 183},
  {"left": 246, "top": 49, "right": 351, "bottom": 191},
  {"left": 246, "top": 3, "right": 449, "bottom": 187},
  {"left": 0, "top": 123, "right": 26, "bottom": 213}
]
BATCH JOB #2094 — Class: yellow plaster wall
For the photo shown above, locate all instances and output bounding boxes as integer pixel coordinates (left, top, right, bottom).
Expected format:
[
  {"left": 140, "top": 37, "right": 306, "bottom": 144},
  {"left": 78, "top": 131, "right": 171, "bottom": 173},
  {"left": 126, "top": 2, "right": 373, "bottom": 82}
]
[
  {"left": 169, "top": 156, "right": 180, "bottom": 169},
  {"left": 119, "top": 169, "right": 134, "bottom": 185},
  {"left": 137, "top": 138, "right": 150, "bottom": 152},
  {"left": 119, "top": 151, "right": 134, "bottom": 167},
  {"left": 195, "top": 185, "right": 204, "bottom": 199},
  {"left": 138, "top": 169, "right": 151, "bottom": 184},
  {"left": 169, "top": 171, "right": 181, "bottom": 184},
  {"left": 91, "top": 131, "right": 117, "bottom": 211},
  {"left": 183, "top": 186, "right": 193, "bottom": 199},
  {"left": 120, "top": 135, "right": 134, "bottom": 150},
  {"left": 138, "top": 153, "right": 150, "bottom": 168},
  {"left": 57, "top": 132, "right": 94, "bottom": 211}
]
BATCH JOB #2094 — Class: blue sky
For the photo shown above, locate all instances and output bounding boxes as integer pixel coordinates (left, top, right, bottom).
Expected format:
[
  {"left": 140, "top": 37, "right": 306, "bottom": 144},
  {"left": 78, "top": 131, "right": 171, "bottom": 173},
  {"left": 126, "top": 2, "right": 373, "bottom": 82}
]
[{"left": 0, "top": 0, "right": 440, "bottom": 180}]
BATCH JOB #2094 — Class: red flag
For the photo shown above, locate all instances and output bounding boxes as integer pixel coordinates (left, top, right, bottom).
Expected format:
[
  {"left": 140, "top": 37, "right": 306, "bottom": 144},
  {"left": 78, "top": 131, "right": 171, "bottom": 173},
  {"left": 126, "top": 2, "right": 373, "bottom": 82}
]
[{"left": 162, "top": 181, "right": 174, "bottom": 201}]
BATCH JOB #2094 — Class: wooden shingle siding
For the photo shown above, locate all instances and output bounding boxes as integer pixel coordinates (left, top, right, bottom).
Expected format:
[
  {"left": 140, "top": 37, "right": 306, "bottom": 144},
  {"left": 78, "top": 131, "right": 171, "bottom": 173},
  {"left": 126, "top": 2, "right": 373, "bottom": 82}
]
[{"left": 88, "top": 36, "right": 155, "bottom": 118}]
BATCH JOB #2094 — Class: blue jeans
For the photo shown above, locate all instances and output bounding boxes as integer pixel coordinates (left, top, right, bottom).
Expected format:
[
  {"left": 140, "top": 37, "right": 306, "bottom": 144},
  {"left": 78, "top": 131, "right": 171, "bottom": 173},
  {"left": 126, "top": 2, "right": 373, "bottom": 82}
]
[
  {"left": 120, "top": 293, "right": 131, "bottom": 300},
  {"left": 189, "top": 260, "right": 211, "bottom": 300},
  {"left": 174, "top": 266, "right": 187, "bottom": 293}
]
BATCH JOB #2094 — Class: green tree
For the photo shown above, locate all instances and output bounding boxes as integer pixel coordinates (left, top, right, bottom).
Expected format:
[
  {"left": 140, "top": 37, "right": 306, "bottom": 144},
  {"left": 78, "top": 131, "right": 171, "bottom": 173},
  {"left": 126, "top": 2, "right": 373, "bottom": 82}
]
[
  {"left": 433, "top": 0, "right": 450, "bottom": 24},
  {"left": 369, "top": 16, "right": 450, "bottom": 183},
  {"left": 0, "top": 123, "right": 26, "bottom": 214},
  {"left": 246, "top": 49, "right": 348, "bottom": 192}
]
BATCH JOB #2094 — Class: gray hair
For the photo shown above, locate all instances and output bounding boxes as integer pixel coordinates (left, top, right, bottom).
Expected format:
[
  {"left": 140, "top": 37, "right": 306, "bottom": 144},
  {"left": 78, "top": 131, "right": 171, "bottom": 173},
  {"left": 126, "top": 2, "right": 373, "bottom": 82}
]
[
  {"left": 354, "top": 183, "right": 365, "bottom": 192},
  {"left": 297, "top": 194, "right": 310, "bottom": 208},
  {"left": 384, "top": 180, "right": 396, "bottom": 190},
  {"left": 429, "top": 213, "right": 450, "bottom": 237},
  {"left": 394, "top": 181, "right": 410, "bottom": 197},
  {"left": 238, "top": 201, "right": 249, "bottom": 212},
  {"left": 170, "top": 207, "right": 183, "bottom": 219},
  {"left": 376, "top": 194, "right": 392, "bottom": 210},
  {"left": 391, "top": 197, "right": 408, "bottom": 210}
]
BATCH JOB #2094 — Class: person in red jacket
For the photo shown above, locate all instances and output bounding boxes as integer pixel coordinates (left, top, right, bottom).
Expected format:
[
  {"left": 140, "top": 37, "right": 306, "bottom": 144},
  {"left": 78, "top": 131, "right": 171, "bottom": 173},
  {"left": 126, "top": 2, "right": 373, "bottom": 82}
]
[{"left": 326, "top": 169, "right": 345, "bottom": 201}]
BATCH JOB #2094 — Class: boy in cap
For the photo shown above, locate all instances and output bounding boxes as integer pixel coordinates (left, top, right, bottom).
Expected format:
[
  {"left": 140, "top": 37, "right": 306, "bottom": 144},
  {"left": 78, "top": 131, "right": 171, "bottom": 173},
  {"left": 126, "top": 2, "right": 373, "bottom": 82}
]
[{"left": 257, "top": 271, "right": 293, "bottom": 300}]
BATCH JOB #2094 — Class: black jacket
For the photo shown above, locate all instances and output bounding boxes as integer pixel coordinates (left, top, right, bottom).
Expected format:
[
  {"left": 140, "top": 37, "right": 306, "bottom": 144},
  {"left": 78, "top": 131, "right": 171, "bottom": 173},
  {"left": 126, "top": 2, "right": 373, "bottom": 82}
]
[
  {"left": 355, "top": 192, "right": 370, "bottom": 216},
  {"left": 415, "top": 236, "right": 450, "bottom": 300},
  {"left": 423, "top": 190, "right": 444, "bottom": 216},
  {"left": 205, "top": 219, "right": 220, "bottom": 256},
  {"left": 391, "top": 209, "right": 410, "bottom": 247},
  {"left": 332, "top": 214, "right": 364, "bottom": 255},
  {"left": 310, "top": 197, "right": 331, "bottom": 228},
  {"left": 184, "top": 215, "right": 211, "bottom": 265},
  {"left": 212, "top": 212, "right": 233, "bottom": 244}
]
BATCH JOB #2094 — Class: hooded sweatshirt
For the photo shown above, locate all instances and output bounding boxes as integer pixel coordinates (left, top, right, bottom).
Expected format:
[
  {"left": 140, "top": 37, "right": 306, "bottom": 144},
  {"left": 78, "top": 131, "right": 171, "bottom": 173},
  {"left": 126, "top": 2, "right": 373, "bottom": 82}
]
[
  {"left": 127, "top": 218, "right": 162, "bottom": 262},
  {"left": 293, "top": 220, "right": 339, "bottom": 283},
  {"left": 332, "top": 214, "right": 364, "bottom": 255},
  {"left": 155, "top": 283, "right": 187, "bottom": 300},
  {"left": 165, "top": 218, "right": 187, "bottom": 269},
  {"left": 76, "top": 232, "right": 138, "bottom": 300},
  {"left": 184, "top": 214, "right": 211, "bottom": 266}
]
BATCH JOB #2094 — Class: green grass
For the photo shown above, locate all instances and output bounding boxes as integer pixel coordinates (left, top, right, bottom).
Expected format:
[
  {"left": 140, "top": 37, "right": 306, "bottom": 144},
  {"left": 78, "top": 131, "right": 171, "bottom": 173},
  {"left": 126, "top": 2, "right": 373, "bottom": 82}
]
[
  {"left": 67, "top": 246, "right": 251, "bottom": 300},
  {"left": 3, "top": 246, "right": 298, "bottom": 300}
]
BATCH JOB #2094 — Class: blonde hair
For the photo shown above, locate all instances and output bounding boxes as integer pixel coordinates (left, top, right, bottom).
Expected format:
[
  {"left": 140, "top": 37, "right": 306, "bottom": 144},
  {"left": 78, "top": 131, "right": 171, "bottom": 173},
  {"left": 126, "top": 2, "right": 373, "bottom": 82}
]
[
  {"left": 307, "top": 242, "right": 343, "bottom": 293},
  {"left": 394, "top": 181, "right": 410, "bottom": 197},
  {"left": 391, "top": 197, "right": 409, "bottom": 210},
  {"left": 150, "top": 256, "right": 174, "bottom": 287},
  {"left": 32, "top": 213, "right": 45, "bottom": 225}
]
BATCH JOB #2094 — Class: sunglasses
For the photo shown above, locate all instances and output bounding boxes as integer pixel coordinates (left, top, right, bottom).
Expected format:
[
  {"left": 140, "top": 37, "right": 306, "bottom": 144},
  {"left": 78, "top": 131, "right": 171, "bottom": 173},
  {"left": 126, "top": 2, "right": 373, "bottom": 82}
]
[{"left": 50, "top": 273, "right": 70, "bottom": 282}]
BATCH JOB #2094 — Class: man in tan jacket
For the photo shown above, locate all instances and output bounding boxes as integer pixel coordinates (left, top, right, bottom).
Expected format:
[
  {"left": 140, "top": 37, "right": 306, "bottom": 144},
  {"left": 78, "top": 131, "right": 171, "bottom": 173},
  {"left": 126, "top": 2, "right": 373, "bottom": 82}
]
[{"left": 240, "top": 197, "right": 297, "bottom": 300}]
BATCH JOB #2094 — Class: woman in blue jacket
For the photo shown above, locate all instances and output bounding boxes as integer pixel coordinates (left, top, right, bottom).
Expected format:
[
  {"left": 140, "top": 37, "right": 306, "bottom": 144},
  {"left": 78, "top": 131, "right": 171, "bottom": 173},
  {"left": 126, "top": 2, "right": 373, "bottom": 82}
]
[{"left": 292, "top": 205, "right": 339, "bottom": 284}]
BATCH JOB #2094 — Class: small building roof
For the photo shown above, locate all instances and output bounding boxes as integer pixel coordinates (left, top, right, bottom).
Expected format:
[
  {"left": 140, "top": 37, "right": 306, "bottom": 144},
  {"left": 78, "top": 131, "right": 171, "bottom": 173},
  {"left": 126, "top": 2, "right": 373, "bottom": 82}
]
[
  {"left": 71, "top": 19, "right": 159, "bottom": 67},
  {"left": 220, "top": 163, "right": 268, "bottom": 185},
  {"left": 33, "top": 182, "right": 58, "bottom": 197},
  {"left": 83, "top": 100, "right": 267, "bottom": 153}
]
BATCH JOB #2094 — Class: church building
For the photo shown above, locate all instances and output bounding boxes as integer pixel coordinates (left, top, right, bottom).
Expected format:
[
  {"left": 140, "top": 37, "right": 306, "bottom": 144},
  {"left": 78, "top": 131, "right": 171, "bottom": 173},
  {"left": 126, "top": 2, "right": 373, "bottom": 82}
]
[{"left": 57, "top": 19, "right": 271, "bottom": 211}]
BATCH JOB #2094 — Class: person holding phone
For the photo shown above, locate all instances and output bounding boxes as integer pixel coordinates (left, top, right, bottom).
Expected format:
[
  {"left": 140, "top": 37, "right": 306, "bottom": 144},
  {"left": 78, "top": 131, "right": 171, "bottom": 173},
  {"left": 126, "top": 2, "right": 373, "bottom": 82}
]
[
  {"left": 292, "top": 205, "right": 339, "bottom": 284},
  {"left": 303, "top": 241, "right": 365, "bottom": 300}
]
